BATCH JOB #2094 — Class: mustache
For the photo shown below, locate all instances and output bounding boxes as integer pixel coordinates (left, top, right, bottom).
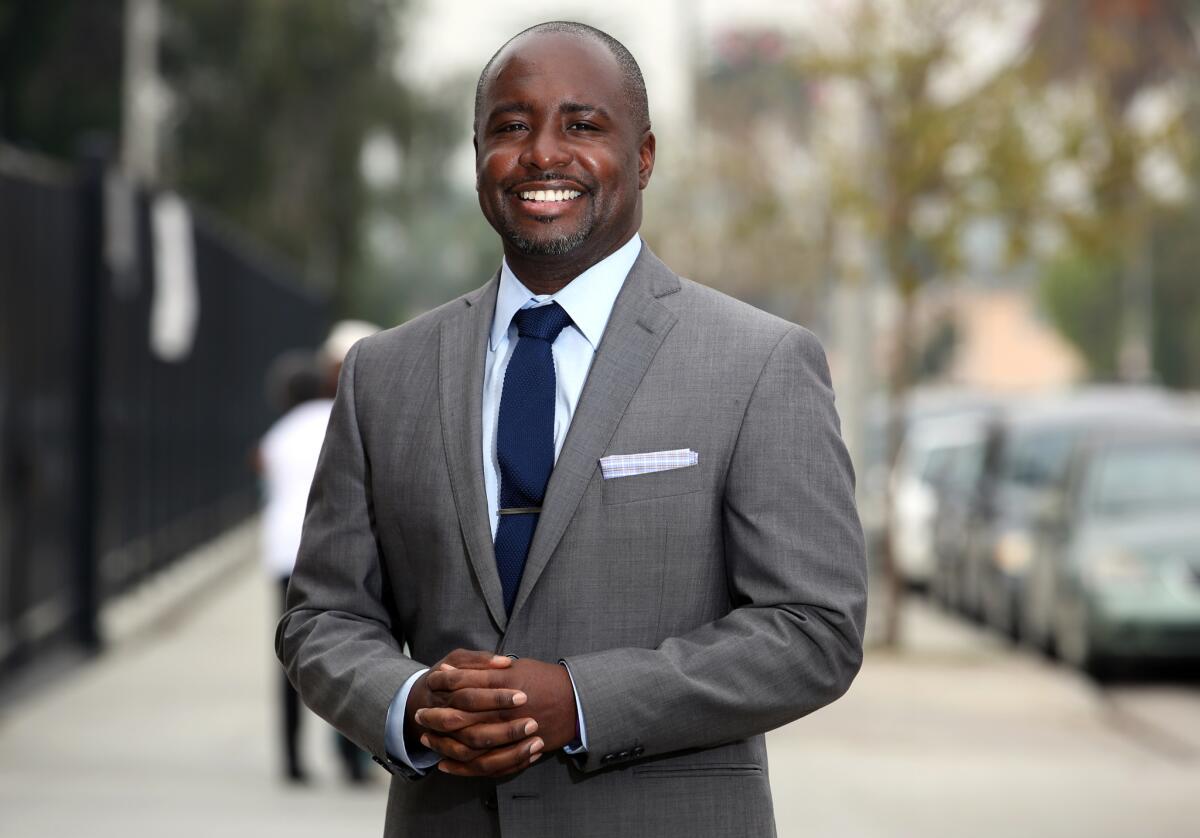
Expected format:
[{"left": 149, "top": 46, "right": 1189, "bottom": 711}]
[{"left": 504, "top": 174, "right": 592, "bottom": 192}]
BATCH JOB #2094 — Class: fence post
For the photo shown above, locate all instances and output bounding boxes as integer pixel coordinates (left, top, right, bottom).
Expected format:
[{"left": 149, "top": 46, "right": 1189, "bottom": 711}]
[{"left": 73, "top": 140, "right": 108, "bottom": 654}]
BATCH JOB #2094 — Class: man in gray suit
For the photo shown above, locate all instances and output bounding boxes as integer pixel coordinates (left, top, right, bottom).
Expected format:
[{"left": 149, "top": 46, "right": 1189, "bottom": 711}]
[{"left": 277, "top": 20, "right": 866, "bottom": 837}]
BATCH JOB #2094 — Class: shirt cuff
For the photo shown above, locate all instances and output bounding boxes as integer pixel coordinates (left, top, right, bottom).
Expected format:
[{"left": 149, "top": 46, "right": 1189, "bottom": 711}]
[
  {"left": 384, "top": 668, "right": 440, "bottom": 773},
  {"left": 559, "top": 660, "right": 589, "bottom": 754}
]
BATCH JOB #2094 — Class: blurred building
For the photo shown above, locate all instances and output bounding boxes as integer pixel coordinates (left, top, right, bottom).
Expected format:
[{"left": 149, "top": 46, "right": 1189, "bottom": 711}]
[{"left": 946, "top": 288, "right": 1086, "bottom": 392}]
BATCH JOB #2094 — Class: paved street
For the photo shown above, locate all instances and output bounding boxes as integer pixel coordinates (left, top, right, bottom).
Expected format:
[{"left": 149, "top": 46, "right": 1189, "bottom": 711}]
[{"left": 2, "top": 523, "right": 1198, "bottom": 837}]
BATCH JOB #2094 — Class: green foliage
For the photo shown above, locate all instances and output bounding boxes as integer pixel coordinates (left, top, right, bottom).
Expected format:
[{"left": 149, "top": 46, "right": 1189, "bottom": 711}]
[
  {"left": 1039, "top": 249, "right": 1122, "bottom": 381},
  {"left": 799, "top": 0, "right": 1033, "bottom": 396},
  {"left": 1150, "top": 202, "right": 1200, "bottom": 388},
  {"left": 1026, "top": 0, "right": 1200, "bottom": 386},
  {"left": 160, "top": 0, "right": 423, "bottom": 314},
  {"left": 1039, "top": 196, "right": 1200, "bottom": 388},
  {"left": 1, "top": 0, "right": 469, "bottom": 321},
  {"left": 0, "top": 0, "right": 123, "bottom": 156}
]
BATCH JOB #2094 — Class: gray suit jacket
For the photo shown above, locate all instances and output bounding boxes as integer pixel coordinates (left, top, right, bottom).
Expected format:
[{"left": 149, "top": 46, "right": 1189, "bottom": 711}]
[{"left": 276, "top": 246, "right": 867, "bottom": 837}]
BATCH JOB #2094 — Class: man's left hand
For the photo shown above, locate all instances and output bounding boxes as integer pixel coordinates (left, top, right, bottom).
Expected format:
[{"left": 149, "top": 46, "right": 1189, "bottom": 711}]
[{"left": 418, "top": 657, "right": 577, "bottom": 777}]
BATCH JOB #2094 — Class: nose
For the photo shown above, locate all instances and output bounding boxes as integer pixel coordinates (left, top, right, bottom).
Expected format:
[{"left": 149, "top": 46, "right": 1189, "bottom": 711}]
[{"left": 518, "top": 122, "right": 572, "bottom": 170}]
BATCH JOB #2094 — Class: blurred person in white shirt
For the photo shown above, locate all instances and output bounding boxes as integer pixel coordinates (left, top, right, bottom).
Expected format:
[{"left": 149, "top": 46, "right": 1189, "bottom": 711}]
[{"left": 257, "top": 321, "right": 380, "bottom": 783}]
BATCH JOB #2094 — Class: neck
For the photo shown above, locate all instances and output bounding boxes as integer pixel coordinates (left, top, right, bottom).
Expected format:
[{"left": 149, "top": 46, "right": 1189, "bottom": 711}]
[{"left": 504, "top": 254, "right": 600, "bottom": 296}]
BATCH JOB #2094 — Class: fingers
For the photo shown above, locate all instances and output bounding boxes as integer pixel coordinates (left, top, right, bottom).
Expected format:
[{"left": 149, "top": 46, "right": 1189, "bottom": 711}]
[
  {"left": 437, "top": 650, "right": 512, "bottom": 671},
  {"left": 436, "top": 687, "right": 528, "bottom": 712},
  {"left": 455, "top": 718, "right": 539, "bottom": 751},
  {"left": 426, "top": 667, "right": 517, "bottom": 692},
  {"left": 421, "top": 718, "right": 538, "bottom": 761},
  {"left": 437, "top": 735, "right": 545, "bottom": 778},
  {"left": 420, "top": 732, "right": 485, "bottom": 762},
  {"left": 416, "top": 706, "right": 508, "bottom": 733}
]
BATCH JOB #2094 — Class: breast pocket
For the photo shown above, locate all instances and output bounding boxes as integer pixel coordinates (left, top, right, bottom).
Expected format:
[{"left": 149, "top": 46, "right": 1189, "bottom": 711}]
[{"left": 601, "top": 462, "right": 703, "bottom": 505}]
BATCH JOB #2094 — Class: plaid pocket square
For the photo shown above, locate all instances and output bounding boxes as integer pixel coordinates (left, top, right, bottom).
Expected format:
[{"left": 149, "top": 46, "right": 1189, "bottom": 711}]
[{"left": 599, "top": 448, "right": 699, "bottom": 479}]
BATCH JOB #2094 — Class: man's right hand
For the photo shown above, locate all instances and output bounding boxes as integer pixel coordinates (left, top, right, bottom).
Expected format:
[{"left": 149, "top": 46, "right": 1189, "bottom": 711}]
[{"left": 405, "top": 649, "right": 542, "bottom": 776}]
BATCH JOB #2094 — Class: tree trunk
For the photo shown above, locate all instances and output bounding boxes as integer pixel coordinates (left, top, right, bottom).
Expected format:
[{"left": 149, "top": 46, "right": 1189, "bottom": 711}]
[{"left": 877, "top": 278, "right": 917, "bottom": 648}]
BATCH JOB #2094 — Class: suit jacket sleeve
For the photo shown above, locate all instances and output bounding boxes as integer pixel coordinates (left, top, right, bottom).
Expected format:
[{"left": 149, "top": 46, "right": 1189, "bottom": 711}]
[
  {"left": 562, "top": 326, "right": 867, "bottom": 771},
  {"left": 274, "top": 340, "right": 424, "bottom": 762}
]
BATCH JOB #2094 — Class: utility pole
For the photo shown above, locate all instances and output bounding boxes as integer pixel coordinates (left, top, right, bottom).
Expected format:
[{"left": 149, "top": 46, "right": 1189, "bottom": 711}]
[{"left": 121, "top": 0, "right": 162, "bottom": 183}]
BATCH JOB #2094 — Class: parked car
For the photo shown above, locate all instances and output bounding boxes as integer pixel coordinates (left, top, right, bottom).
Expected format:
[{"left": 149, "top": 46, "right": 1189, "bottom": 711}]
[
  {"left": 1021, "top": 420, "right": 1200, "bottom": 677},
  {"left": 891, "top": 408, "right": 994, "bottom": 590},
  {"left": 959, "top": 389, "right": 1179, "bottom": 638},
  {"left": 869, "top": 390, "right": 1000, "bottom": 588},
  {"left": 924, "top": 411, "right": 993, "bottom": 613}
]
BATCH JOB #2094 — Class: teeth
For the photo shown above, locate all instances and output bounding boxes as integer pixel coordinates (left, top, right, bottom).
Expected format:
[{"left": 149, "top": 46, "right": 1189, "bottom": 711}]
[{"left": 519, "top": 189, "right": 582, "bottom": 202}]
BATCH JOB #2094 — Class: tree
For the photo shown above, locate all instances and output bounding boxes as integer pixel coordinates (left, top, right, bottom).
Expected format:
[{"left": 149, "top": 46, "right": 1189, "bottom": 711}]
[
  {"left": 0, "top": 0, "right": 123, "bottom": 156},
  {"left": 644, "top": 29, "right": 826, "bottom": 327},
  {"left": 1026, "top": 0, "right": 1199, "bottom": 382},
  {"left": 159, "top": 0, "right": 426, "bottom": 315},
  {"left": 797, "top": 0, "right": 1037, "bottom": 646},
  {"left": 1041, "top": 195, "right": 1200, "bottom": 388},
  {"left": 1, "top": 1, "right": 451, "bottom": 320}
]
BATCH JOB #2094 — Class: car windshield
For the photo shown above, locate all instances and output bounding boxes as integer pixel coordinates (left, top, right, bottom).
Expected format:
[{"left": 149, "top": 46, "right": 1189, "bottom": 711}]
[
  {"left": 919, "top": 447, "right": 956, "bottom": 482},
  {"left": 1000, "top": 427, "right": 1076, "bottom": 489},
  {"left": 937, "top": 442, "right": 986, "bottom": 491},
  {"left": 1083, "top": 440, "right": 1200, "bottom": 518}
]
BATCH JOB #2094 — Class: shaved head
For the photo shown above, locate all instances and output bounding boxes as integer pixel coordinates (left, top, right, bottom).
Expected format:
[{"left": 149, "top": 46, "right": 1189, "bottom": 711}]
[{"left": 474, "top": 21, "right": 650, "bottom": 136}]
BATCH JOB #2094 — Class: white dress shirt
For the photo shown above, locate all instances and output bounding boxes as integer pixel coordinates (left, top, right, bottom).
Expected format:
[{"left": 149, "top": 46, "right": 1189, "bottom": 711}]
[{"left": 385, "top": 234, "right": 642, "bottom": 772}]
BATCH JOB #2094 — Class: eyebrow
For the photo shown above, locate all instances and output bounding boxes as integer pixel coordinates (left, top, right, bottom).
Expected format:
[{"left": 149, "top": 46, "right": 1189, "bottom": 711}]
[
  {"left": 489, "top": 101, "right": 532, "bottom": 119},
  {"left": 487, "top": 101, "right": 612, "bottom": 121},
  {"left": 560, "top": 102, "right": 610, "bottom": 120}
]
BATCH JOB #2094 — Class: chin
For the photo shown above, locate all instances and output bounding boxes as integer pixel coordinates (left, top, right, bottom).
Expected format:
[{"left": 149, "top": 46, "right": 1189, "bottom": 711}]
[{"left": 505, "top": 224, "right": 592, "bottom": 257}]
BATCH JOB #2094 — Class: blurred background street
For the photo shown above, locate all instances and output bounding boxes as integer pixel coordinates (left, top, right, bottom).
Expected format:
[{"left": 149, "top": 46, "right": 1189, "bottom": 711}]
[
  {"left": 4, "top": 0, "right": 1200, "bottom": 835},
  {"left": 2, "top": 521, "right": 1198, "bottom": 837}
]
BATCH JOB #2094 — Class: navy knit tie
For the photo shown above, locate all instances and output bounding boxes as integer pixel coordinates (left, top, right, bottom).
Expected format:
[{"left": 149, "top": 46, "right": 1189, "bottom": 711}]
[{"left": 494, "top": 302, "right": 574, "bottom": 614}]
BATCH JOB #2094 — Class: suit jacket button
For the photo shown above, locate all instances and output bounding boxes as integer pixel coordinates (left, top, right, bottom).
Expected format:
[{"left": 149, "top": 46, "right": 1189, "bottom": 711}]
[
  {"left": 617, "top": 751, "right": 631, "bottom": 760},
  {"left": 601, "top": 754, "right": 615, "bottom": 764},
  {"left": 632, "top": 746, "right": 645, "bottom": 757},
  {"left": 483, "top": 789, "right": 498, "bottom": 810}
]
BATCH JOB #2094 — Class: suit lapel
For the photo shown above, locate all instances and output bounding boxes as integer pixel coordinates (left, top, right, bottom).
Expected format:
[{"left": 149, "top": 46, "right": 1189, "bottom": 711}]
[
  {"left": 508, "top": 246, "right": 681, "bottom": 620},
  {"left": 439, "top": 274, "right": 508, "bottom": 630}
]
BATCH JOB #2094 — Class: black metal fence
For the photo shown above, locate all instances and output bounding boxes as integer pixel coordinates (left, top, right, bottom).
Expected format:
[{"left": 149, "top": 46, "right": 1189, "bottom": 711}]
[{"left": 0, "top": 146, "right": 327, "bottom": 675}]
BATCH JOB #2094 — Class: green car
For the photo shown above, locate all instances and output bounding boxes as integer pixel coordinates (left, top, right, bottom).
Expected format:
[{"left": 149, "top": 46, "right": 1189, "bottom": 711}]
[{"left": 1022, "top": 422, "right": 1200, "bottom": 678}]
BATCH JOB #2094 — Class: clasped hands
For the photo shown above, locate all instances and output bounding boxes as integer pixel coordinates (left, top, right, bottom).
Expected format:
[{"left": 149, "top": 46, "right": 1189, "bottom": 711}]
[{"left": 405, "top": 649, "right": 576, "bottom": 777}]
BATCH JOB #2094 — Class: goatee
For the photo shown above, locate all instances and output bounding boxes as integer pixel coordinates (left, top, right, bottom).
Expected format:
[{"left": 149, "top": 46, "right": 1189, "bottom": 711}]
[{"left": 505, "top": 224, "right": 591, "bottom": 256}]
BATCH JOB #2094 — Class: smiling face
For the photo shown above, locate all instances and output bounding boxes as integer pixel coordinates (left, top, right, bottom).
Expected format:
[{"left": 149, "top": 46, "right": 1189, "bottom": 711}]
[{"left": 474, "top": 32, "right": 655, "bottom": 274}]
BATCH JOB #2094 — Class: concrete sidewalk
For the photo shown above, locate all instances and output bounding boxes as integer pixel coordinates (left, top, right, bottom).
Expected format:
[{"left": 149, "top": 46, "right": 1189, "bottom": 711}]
[
  {"left": 2, "top": 523, "right": 1198, "bottom": 837},
  {"left": 768, "top": 597, "right": 1200, "bottom": 837},
  {"left": 0, "top": 521, "right": 388, "bottom": 838}
]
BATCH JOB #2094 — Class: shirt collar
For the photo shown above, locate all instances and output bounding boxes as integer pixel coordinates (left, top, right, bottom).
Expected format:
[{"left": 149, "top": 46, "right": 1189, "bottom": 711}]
[{"left": 489, "top": 234, "right": 643, "bottom": 352}]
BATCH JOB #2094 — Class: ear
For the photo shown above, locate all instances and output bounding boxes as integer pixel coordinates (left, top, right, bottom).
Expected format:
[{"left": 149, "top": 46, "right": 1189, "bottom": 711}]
[
  {"left": 473, "top": 134, "right": 481, "bottom": 191},
  {"left": 637, "top": 130, "right": 656, "bottom": 190}
]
